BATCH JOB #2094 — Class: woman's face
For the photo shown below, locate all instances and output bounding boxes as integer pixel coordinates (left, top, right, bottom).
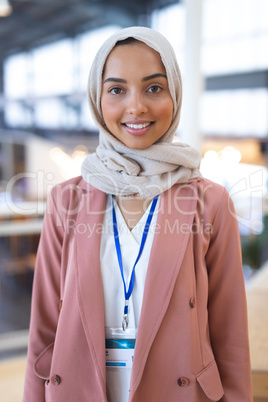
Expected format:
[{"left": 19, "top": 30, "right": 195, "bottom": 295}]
[{"left": 101, "top": 41, "right": 173, "bottom": 150}]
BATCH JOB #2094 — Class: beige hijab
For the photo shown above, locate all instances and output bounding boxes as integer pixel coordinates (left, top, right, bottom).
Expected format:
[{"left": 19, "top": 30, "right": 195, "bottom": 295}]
[{"left": 81, "top": 26, "right": 202, "bottom": 198}]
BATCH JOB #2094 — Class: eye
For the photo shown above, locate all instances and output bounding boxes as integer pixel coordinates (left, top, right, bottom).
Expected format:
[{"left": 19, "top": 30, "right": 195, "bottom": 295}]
[
  {"left": 109, "top": 87, "right": 124, "bottom": 95},
  {"left": 148, "top": 85, "right": 162, "bottom": 94}
]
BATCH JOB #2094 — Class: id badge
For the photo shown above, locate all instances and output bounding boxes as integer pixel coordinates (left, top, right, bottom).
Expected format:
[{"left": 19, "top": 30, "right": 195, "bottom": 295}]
[
  {"left": 105, "top": 327, "right": 136, "bottom": 401},
  {"left": 105, "top": 338, "right": 135, "bottom": 369},
  {"left": 105, "top": 327, "right": 136, "bottom": 369}
]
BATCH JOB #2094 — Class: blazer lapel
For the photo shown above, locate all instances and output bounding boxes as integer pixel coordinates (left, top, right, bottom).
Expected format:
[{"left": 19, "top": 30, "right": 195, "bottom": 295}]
[
  {"left": 74, "top": 184, "right": 107, "bottom": 394},
  {"left": 130, "top": 181, "right": 198, "bottom": 395}
]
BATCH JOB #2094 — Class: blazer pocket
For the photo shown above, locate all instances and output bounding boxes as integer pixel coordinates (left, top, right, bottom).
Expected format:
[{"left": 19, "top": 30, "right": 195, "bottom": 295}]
[
  {"left": 195, "top": 360, "right": 224, "bottom": 401},
  {"left": 33, "top": 342, "right": 54, "bottom": 380}
]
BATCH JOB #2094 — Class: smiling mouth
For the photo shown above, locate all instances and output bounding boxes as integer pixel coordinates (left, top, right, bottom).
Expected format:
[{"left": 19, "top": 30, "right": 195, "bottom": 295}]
[{"left": 123, "top": 122, "right": 152, "bottom": 130}]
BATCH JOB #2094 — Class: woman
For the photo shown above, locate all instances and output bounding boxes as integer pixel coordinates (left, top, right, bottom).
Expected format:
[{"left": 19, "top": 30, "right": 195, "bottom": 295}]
[{"left": 23, "top": 27, "right": 252, "bottom": 401}]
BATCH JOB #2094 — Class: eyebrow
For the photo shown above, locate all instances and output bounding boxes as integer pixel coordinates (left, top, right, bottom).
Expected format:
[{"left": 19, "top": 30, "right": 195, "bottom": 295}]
[
  {"left": 103, "top": 73, "right": 167, "bottom": 84},
  {"left": 142, "top": 73, "right": 167, "bottom": 82},
  {"left": 103, "top": 77, "right": 127, "bottom": 84}
]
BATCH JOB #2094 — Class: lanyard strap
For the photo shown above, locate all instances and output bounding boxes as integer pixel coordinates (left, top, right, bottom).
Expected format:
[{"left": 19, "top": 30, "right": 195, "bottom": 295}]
[{"left": 112, "top": 195, "right": 159, "bottom": 330}]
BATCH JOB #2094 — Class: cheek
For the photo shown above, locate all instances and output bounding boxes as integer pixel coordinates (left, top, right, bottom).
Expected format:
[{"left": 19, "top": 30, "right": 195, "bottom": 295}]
[
  {"left": 157, "top": 100, "right": 174, "bottom": 126},
  {"left": 101, "top": 100, "right": 120, "bottom": 125}
]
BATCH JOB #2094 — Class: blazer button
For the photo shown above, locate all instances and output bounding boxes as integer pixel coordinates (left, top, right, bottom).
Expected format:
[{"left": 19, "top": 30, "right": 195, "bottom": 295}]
[
  {"left": 189, "top": 297, "right": 195, "bottom": 308},
  {"left": 51, "top": 374, "right": 61, "bottom": 385},
  {"left": 177, "top": 377, "right": 190, "bottom": 387}
]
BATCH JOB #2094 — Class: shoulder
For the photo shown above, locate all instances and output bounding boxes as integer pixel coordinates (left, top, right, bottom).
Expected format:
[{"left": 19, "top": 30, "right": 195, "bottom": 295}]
[
  {"left": 195, "top": 178, "right": 236, "bottom": 225},
  {"left": 195, "top": 177, "right": 229, "bottom": 203},
  {"left": 51, "top": 176, "right": 86, "bottom": 192},
  {"left": 48, "top": 176, "right": 104, "bottom": 214},
  {"left": 176, "top": 177, "right": 229, "bottom": 204},
  {"left": 50, "top": 176, "right": 100, "bottom": 198},
  {"left": 176, "top": 178, "right": 234, "bottom": 221}
]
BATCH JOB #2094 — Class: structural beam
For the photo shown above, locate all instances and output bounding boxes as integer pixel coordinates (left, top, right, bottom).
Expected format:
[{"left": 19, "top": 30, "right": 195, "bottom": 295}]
[
  {"left": 206, "top": 70, "right": 268, "bottom": 91},
  {"left": 181, "top": 0, "right": 203, "bottom": 151}
]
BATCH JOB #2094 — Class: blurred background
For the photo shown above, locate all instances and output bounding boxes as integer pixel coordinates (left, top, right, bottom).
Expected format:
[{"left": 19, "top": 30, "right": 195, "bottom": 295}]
[{"left": 0, "top": 0, "right": 267, "bottom": 401}]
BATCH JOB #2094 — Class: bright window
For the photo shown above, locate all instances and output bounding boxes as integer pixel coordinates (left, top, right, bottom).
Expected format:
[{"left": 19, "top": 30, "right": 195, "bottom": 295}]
[
  {"left": 201, "top": 89, "right": 268, "bottom": 137},
  {"left": 32, "top": 39, "right": 73, "bottom": 96}
]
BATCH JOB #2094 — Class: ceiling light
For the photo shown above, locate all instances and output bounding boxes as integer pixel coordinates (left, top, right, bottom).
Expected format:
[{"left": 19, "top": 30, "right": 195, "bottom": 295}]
[{"left": 0, "top": 0, "right": 12, "bottom": 17}]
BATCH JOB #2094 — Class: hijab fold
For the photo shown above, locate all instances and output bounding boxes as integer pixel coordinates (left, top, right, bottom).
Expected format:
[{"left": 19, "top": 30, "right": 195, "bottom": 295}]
[{"left": 81, "top": 26, "right": 202, "bottom": 198}]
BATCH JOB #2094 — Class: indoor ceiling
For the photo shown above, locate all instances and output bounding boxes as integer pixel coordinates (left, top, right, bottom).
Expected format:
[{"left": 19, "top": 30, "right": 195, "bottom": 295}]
[{"left": 0, "top": 0, "right": 178, "bottom": 61}]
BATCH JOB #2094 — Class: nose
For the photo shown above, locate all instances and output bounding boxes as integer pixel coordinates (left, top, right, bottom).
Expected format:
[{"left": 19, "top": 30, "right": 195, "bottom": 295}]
[{"left": 126, "top": 92, "right": 148, "bottom": 115}]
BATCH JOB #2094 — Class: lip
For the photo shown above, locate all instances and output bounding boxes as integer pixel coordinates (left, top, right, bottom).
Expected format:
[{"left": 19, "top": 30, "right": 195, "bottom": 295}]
[
  {"left": 122, "top": 121, "right": 154, "bottom": 136},
  {"left": 123, "top": 120, "right": 152, "bottom": 125}
]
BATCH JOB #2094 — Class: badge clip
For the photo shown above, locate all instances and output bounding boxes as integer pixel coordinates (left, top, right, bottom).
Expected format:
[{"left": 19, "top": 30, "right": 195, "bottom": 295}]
[
  {"left": 122, "top": 314, "right": 129, "bottom": 331},
  {"left": 122, "top": 300, "right": 129, "bottom": 331}
]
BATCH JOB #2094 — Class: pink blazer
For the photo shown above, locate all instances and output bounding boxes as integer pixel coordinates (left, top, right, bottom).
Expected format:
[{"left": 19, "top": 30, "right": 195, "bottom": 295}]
[{"left": 23, "top": 176, "right": 252, "bottom": 402}]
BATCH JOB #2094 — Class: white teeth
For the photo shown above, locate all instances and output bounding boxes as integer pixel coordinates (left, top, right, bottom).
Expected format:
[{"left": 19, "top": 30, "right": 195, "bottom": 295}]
[{"left": 125, "top": 122, "right": 151, "bottom": 129}]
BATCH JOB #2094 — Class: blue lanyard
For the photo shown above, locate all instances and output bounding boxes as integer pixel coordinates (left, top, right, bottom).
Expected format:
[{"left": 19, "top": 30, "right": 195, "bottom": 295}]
[{"left": 112, "top": 195, "right": 159, "bottom": 331}]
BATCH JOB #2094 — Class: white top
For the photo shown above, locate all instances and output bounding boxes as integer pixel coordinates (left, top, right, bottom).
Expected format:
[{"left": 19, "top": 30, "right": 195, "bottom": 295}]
[{"left": 100, "top": 194, "right": 159, "bottom": 402}]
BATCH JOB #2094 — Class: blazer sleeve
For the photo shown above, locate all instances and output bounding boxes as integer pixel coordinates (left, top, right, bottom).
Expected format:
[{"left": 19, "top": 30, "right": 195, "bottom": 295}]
[
  {"left": 205, "top": 188, "right": 253, "bottom": 402},
  {"left": 23, "top": 186, "right": 64, "bottom": 402}
]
